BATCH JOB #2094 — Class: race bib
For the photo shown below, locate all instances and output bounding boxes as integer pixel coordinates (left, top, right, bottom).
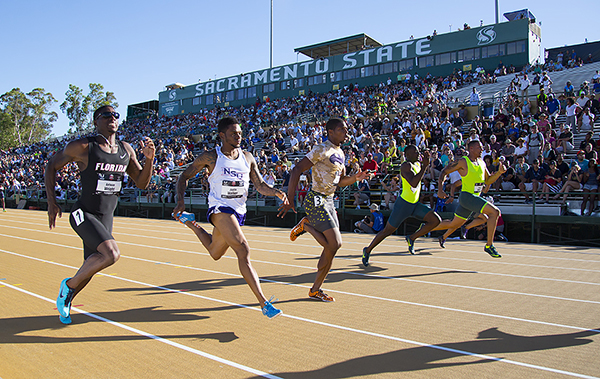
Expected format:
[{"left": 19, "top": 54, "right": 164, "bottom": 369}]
[
  {"left": 333, "top": 171, "right": 341, "bottom": 185},
  {"left": 221, "top": 180, "right": 245, "bottom": 199},
  {"left": 72, "top": 208, "right": 85, "bottom": 226},
  {"left": 314, "top": 195, "right": 324, "bottom": 207},
  {"left": 96, "top": 180, "right": 122, "bottom": 194},
  {"left": 474, "top": 182, "right": 485, "bottom": 193}
]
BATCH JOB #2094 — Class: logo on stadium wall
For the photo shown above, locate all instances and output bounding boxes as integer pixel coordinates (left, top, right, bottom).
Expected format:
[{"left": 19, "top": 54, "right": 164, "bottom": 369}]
[
  {"left": 169, "top": 90, "right": 177, "bottom": 100},
  {"left": 476, "top": 27, "right": 496, "bottom": 45}
]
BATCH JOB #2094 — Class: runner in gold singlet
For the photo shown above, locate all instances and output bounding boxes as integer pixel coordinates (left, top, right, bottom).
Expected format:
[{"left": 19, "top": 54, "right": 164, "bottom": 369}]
[
  {"left": 361, "top": 145, "right": 441, "bottom": 266},
  {"left": 278, "top": 118, "right": 374, "bottom": 302},
  {"left": 433, "top": 140, "right": 506, "bottom": 258}
]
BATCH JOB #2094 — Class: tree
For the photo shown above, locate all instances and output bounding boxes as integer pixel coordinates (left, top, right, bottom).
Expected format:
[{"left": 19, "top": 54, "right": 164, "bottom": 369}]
[
  {"left": 60, "top": 84, "right": 87, "bottom": 132},
  {"left": 0, "top": 88, "right": 29, "bottom": 146},
  {"left": 60, "top": 83, "right": 119, "bottom": 132},
  {"left": 0, "top": 87, "right": 56, "bottom": 146},
  {"left": 27, "top": 88, "right": 57, "bottom": 144},
  {"left": 0, "top": 111, "right": 17, "bottom": 149}
]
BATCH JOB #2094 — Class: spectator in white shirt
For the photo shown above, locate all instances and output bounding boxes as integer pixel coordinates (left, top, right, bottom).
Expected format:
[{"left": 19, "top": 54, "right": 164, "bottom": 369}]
[
  {"left": 578, "top": 108, "right": 595, "bottom": 132},
  {"left": 470, "top": 87, "right": 481, "bottom": 106},
  {"left": 519, "top": 74, "right": 531, "bottom": 101}
]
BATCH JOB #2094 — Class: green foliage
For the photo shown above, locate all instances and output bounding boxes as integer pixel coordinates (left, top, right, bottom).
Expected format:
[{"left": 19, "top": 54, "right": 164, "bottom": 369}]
[
  {"left": 0, "top": 87, "right": 56, "bottom": 147},
  {"left": 60, "top": 83, "right": 119, "bottom": 132},
  {"left": 0, "top": 111, "right": 17, "bottom": 149}
]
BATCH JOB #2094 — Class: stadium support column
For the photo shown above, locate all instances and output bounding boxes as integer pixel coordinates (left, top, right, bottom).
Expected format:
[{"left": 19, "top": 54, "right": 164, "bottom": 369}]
[
  {"left": 270, "top": 0, "right": 273, "bottom": 69},
  {"left": 495, "top": 0, "right": 499, "bottom": 24}
]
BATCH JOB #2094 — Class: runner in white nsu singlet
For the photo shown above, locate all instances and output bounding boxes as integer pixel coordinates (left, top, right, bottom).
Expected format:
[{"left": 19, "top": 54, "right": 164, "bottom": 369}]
[{"left": 172, "top": 117, "right": 290, "bottom": 319}]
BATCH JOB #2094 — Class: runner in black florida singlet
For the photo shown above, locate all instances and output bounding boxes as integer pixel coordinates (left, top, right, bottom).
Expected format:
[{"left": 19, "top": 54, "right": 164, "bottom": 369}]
[
  {"left": 46, "top": 105, "right": 155, "bottom": 324},
  {"left": 70, "top": 136, "right": 130, "bottom": 260}
]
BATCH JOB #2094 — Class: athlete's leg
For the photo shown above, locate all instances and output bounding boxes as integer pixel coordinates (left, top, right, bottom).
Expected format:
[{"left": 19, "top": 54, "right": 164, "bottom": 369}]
[
  {"left": 461, "top": 214, "right": 488, "bottom": 236},
  {"left": 183, "top": 220, "right": 229, "bottom": 260},
  {"left": 210, "top": 212, "right": 268, "bottom": 306},
  {"left": 480, "top": 203, "right": 500, "bottom": 246},
  {"left": 311, "top": 227, "right": 343, "bottom": 293},
  {"left": 67, "top": 239, "right": 120, "bottom": 293},
  {"left": 364, "top": 222, "right": 397, "bottom": 255},
  {"left": 410, "top": 211, "right": 441, "bottom": 240},
  {"left": 302, "top": 223, "right": 330, "bottom": 248},
  {"left": 432, "top": 216, "right": 468, "bottom": 240}
]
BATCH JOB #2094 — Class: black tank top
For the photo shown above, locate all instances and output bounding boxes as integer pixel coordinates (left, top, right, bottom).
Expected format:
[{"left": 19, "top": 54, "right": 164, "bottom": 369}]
[{"left": 79, "top": 137, "right": 130, "bottom": 215}]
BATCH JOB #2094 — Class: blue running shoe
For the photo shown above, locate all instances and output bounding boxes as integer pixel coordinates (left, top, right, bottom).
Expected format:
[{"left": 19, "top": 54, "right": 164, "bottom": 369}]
[
  {"left": 173, "top": 211, "right": 195, "bottom": 224},
  {"left": 406, "top": 236, "right": 415, "bottom": 255},
  {"left": 460, "top": 225, "right": 468, "bottom": 239},
  {"left": 484, "top": 245, "right": 502, "bottom": 258},
  {"left": 59, "top": 315, "right": 72, "bottom": 324},
  {"left": 362, "top": 247, "right": 371, "bottom": 267},
  {"left": 262, "top": 296, "right": 282, "bottom": 319},
  {"left": 56, "top": 278, "right": 74, "bottom": 319}
]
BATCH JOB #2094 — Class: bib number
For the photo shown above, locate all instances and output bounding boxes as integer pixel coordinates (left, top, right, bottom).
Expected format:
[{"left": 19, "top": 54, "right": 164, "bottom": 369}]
[
  {"left": 333, "top": 171, "right": 341, "bottom": 185},
  {"left": 314, "top": 195, "right": 324, "bottom": 207},
  {"left": 474, "top": 182, "right": 484, "bottom": 193},
  {"left": 221, "top": 180, "right": 245, "bottom": 199},
  {"left": 72, "top": 209, "right": 85, "bottom": 226},
  {"left": 96, "top": 180, "right": 122, "bottom": 194}
]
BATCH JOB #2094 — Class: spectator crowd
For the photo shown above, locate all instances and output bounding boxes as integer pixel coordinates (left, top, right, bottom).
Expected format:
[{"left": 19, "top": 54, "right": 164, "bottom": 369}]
[{"left": 2, "top": 59, "right": 600, "bottom": 216}]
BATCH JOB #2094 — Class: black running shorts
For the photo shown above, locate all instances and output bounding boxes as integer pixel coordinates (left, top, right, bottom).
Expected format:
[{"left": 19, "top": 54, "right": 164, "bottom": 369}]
[{"left": 69, "top": 202, "right": 114, "bottom": 259}]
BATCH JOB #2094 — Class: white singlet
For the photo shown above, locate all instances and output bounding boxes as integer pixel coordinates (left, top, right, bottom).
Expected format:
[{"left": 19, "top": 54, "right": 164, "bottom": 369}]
[{"left": 207, "top": 146, "right": 251, "bottom": 214}]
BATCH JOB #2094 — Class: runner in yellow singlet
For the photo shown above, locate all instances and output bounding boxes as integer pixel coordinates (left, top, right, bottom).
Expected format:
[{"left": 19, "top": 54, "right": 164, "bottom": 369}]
[
  {"left": 433, "top": 140, "right": 506, "bottom": 258},
  {"left": 361, "top": 145, "right": 441, "bottom": 266}
]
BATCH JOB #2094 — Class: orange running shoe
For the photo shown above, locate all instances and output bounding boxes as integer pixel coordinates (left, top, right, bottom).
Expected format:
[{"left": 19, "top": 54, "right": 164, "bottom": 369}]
[
  {"left": 308, "top": 289, "right": 335, "bottom": 302},
  {"left": 290, "top": 217, "right": 308, "bottom": 241}
]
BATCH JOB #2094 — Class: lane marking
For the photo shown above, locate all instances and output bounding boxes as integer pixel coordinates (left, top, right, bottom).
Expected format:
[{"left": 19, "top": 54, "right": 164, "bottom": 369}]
[
  {"left": 2, "top": 265, "right": 598, "bottom": 379},
  {"left": 1, "top": 282, "right": 282, "bottom": 379},
  {"left": 1, "top": 232, "right": 600, "bottom": 306},
  {"left": 3, "top": 223, "right": 600, "bottom": 286},
  {"left": 4, "top": 216, "right": 600, "bottom": 266},
  {"left": 2, "top": 247, "right": 599, "bottom": 335}
]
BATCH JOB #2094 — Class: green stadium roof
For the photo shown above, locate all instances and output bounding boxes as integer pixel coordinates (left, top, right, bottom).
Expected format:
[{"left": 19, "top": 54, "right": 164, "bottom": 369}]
[{"left": 294, "top": 33, "right": 383, "bottom": 59}]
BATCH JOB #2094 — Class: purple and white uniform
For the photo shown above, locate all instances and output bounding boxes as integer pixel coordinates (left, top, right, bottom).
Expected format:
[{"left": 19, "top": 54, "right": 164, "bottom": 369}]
[{"left": 206, "top": 146, "right": 251, "bottom": 225}]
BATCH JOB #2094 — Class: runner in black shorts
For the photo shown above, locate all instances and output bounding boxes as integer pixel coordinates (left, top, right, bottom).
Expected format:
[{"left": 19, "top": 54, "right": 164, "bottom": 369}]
[
  {"left": 45, "top": 105, "right": 155, "bottom": 324},
  {"left": 0, "top": 179, "right": 5, "bottom": 212},
  {"left": 278, "top": 118, "right": 373, "bottom": 302},
  {"left": 361, "top": 145, "right": 441, "bottom": 266}
]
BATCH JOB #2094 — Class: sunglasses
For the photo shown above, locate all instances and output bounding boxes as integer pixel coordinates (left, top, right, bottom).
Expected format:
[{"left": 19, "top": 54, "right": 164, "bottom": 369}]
[{"left": 96, "top": 111, "right": 120, "bottom": 120}]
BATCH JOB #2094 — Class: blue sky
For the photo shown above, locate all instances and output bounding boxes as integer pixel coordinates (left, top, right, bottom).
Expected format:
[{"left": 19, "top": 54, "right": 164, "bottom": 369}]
[{"left": 1, "top": 0, "right": 598, "bottom": 137}]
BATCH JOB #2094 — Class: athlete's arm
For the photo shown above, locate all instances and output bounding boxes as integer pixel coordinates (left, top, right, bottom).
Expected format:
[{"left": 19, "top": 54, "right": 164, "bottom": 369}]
[
  {"left": 484, "top": 161, "right": 506, "bottom": 185},
  {"left": 278, "top": 157, "right": 313, "bottom": 217},
  {"left": 401, "top": 150, "right": 430, "bottom": 188},
  {"left": 44, "top": 139, "right": 88, "bottom": 229},
  {"left": 125, "top": 137, "right": 155, "bottom": 189},
  {"left": 246, "top": 152, "right": 288, "bottom": 201},
  {"left": 437, "top": 158, "right": 466, "bottom": 199},
  {"left": 337, "top": 165, "right": 372, "bottom": 187},
  {"left": 173, "top": 150, "right": 216, "bottom": 216}
]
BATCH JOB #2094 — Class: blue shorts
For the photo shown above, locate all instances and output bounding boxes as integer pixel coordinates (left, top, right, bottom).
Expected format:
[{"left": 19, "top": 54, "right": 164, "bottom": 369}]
[
  {"left": 387, "top": 197, "right": 431, "bottom": 229},
  {"left": 207, "top": 206, "right": 246, "bottom": 226}
]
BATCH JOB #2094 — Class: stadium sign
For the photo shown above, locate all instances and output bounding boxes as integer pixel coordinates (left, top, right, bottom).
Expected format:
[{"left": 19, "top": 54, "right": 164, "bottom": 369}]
[{"left": 158, "top": 19, "right": 533, "bottom": 106}]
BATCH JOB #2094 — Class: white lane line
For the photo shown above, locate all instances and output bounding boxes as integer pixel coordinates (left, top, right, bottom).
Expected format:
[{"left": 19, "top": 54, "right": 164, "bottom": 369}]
[
  {"left": 5, "top": 214, "right": 600, "bottom": 263},
  {"left": 2, "top": 247, "right": 600, "bottom": 335},
  {"left": 2, "top": 253, "right": 598, "bottom": 379},
  {"left": 2, "top": 231, "right": 600, "bottom": 306},
  {"left": 3, "top": 221, "right": 600, "bottom": 287},
  {"left": 5, "top": 215, "right": 600, "bottom": 272},
  {"left": 0, "top": 282, "right": 281, "bottom": 379}
]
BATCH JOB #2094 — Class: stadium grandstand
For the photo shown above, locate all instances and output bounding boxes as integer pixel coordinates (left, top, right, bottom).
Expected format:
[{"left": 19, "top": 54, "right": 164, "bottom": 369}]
[{"left": 3, "top": 9, "right": 600, "bottom": 245}]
